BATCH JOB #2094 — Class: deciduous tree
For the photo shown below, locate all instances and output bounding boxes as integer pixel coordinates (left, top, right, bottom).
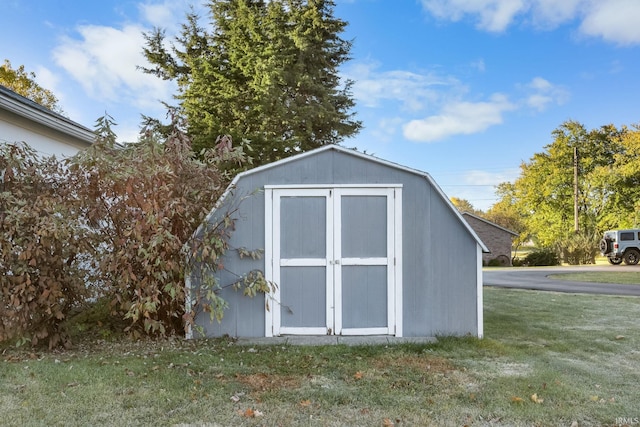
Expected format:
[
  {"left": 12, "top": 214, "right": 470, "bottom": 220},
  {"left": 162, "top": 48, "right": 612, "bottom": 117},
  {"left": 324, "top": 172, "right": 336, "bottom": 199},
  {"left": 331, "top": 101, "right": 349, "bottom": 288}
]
[
  {"left": 599, "top": 124, "right": 640, "bottom": 229},
  {"left": 485, "top": 182, "right": 528, "bottom": 255},
  {"left": 450, "top": 197, "right": 482, "bottom": 215},
  {"left": 496, "top": 120, "right": 625, "bottom": 263},
  {"left": 0, "top": 60, "right": 63, "bottom": 114}
]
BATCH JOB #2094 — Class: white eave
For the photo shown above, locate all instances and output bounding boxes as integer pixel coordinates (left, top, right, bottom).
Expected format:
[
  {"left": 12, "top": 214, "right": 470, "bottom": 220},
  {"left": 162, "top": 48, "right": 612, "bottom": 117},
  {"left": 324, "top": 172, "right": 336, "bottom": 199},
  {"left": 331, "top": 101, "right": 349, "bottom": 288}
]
[{"left": 0, "top": 85, "right": 94, "bottom": 146}]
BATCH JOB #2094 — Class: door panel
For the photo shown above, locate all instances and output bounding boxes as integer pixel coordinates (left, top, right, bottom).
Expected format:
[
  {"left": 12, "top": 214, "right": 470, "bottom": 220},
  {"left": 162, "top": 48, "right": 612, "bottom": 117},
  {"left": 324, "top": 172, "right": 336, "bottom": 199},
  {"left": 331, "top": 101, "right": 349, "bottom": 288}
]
[
  {"left": 280, "top": 196, "right": 326, "bottom": 258},
  {"left": 341, "top": 196, "right": 387, "bottom": 258},
  {"left": 334, "top": 189, "right": 395, "bottom": 335},
  {"left": 341, "top": 265, "right": 388, "bottom": 328},
  {"left": 270, "top": 189, "right": 332, "bottom": 336},
  {"left": 280, "top": 266, "right": 326, "bottom": 330}
]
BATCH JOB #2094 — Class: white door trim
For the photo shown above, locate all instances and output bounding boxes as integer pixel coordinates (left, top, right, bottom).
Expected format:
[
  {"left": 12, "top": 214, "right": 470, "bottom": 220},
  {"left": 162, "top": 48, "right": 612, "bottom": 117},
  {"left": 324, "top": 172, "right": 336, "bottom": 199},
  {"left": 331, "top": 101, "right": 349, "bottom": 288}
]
[
  {"left": 265, "top": 188, "right": 333, "bottom": 337},
  {"left": 265, "top": 185, "right": 402, "bottom": 337}
]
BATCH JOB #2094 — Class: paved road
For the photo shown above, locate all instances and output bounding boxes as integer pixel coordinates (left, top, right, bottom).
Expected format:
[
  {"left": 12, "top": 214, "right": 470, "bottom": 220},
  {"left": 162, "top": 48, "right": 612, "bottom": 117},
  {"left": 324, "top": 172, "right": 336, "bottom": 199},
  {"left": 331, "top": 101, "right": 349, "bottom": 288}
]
[{"left": 483, "top": 265, "right": 640, "bottom": 296}]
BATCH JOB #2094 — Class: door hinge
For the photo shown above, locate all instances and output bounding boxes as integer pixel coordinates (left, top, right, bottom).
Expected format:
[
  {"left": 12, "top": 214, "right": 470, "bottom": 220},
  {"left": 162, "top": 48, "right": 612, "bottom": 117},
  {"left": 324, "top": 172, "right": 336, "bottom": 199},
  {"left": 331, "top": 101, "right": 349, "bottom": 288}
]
[{"left": 327, "top": 328, "right": 332, "bottom": 335}]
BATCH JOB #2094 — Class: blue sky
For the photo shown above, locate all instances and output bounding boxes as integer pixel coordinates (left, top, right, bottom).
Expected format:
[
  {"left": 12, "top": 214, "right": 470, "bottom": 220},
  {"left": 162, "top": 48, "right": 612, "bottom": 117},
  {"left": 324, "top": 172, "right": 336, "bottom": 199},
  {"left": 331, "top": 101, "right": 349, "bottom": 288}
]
[{"left": 2, "top": 0, "right": 640, "bottom": 210}]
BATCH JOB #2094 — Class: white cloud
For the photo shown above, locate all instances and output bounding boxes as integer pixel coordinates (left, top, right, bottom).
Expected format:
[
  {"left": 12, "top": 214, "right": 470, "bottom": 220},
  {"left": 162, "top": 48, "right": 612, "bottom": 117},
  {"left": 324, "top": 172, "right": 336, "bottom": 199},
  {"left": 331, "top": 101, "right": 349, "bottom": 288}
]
[
  {"left": 579, "top": 0, "right": 640, "bottom": 45},
  {"left": 421, "top": 0, "right": 528, "bottom": 32},
  {"left": 403, "top": 94, "right": 515, "bottom": 142},
  {"left": 349, "top": 64, "right": 566, "bottom": 144},
  {"left": 33, "top": 66, "right": 60, "bottom": 97},
  {"left": 52, "top": 23, "right": 175, "bottom": 110},
  {"left": 369, "top": 117, "right": 405, "bottom": 142},
  {"left": 463, "top": 168, "right": 519, "bottom": 186},
  {"left": 346, "top": 62, "right": 462, "bottom": 111},
  {"left": 421, "top": 0, "right": 640, "bottom": 44},
  {"left": 470, "top": 58, "right": 486, "bottom": 72},
  {"left": 139, "top": 2, "right": 176, "bottom": 28},
  {"left": 527, "top": 0, "right": 583, "bottom": 29},
  {"left": 437, "top": 168, "right": 520, "bottom": 211},
  {"left": 522, "top": 76, "right": 569, "bottom": 111},
  {"left": 138, "top": 0, "right": 207, "bottom": 32}
]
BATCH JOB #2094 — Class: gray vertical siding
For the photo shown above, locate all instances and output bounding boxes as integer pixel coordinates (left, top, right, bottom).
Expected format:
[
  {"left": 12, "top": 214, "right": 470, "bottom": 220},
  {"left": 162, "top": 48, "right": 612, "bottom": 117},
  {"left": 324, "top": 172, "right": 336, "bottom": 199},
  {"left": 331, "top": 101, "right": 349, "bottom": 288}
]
[{"left": 193, "top": 148, "right": 480, "bottom": 338}]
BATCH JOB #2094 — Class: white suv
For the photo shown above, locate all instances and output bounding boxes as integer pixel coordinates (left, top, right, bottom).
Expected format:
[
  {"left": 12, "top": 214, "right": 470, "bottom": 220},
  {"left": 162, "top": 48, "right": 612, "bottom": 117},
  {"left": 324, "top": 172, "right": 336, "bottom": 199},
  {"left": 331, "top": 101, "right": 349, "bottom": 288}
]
[{"left": 600, "top": 229, "right": 640, "bottom": 265}]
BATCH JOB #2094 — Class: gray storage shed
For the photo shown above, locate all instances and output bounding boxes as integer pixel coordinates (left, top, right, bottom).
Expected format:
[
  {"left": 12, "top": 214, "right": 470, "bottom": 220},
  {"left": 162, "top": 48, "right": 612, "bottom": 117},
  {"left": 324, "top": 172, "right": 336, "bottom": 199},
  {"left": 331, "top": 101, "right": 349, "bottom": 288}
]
[{"left": 188, "top": 145, "right": 488, "bottom": 339}]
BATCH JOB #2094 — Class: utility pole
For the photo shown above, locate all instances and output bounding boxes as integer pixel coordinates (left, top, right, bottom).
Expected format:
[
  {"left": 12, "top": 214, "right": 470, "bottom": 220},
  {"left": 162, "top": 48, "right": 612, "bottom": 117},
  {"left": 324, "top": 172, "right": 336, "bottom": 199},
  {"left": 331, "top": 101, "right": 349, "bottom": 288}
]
[{"left": 573, "top": 145, "right": 579, "bottom": 232}]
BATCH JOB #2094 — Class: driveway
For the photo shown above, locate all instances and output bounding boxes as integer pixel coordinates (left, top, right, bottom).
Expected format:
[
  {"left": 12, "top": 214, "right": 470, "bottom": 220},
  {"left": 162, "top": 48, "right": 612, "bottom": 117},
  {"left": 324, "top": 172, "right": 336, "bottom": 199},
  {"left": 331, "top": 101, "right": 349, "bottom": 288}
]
[{"left": 483, "top": 265, "right": 640, "bottom": 296}]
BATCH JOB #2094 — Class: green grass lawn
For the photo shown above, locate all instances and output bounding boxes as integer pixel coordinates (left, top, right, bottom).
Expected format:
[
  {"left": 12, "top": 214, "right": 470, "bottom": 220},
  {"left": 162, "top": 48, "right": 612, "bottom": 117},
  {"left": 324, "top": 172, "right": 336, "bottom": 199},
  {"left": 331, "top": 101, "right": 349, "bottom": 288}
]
[
  {"left": 2, "top": 288, "right": 639, "bottom": 426},
  {"left": 548, "top": 271, "right": 640, "bottom": 285}
]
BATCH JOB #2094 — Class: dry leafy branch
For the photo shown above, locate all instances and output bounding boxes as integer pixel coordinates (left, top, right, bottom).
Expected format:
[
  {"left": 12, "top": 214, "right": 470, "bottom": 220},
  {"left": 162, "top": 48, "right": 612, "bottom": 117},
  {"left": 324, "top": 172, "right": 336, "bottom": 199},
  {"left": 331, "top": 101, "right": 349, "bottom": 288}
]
[{"left": 0, "top": 143, "right": 91, "bottom": 348}]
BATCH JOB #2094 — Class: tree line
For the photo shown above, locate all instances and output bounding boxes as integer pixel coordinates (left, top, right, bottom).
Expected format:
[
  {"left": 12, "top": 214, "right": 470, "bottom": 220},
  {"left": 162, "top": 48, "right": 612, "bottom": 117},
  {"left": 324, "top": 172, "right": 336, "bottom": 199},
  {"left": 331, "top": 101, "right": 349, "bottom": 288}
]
[{"left": 481, "top": 120, "right": 640, "bottom": 265}]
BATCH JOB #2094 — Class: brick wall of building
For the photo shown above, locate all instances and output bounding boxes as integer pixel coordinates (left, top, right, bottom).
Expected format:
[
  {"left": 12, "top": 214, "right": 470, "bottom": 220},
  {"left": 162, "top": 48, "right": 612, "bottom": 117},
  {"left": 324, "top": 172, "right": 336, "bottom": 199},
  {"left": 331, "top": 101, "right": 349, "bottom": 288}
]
[{"left": 462, "top": 213, "right": 515, "bottom": 266}]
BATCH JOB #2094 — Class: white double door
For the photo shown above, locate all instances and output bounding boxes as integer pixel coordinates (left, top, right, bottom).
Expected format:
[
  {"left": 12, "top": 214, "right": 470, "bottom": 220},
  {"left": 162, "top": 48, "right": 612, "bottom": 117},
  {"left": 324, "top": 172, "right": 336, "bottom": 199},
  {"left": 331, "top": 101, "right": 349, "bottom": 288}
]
[{"left": 265, "top": 186, "right": 402, "bottom": 337}]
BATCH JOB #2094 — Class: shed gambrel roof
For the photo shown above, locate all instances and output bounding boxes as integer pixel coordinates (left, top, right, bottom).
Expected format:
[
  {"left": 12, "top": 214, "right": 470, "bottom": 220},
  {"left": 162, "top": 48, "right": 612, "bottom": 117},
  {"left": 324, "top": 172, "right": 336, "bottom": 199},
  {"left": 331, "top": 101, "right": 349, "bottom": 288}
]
[
  {"left": 462, "top": 212, "right": 519, "bottom": 236},
  {"left": 207, "top": 144, "right": 489, "bottom": 253},
  {"left": 0, "top": 84, "right": 94, "bottom": 146}
]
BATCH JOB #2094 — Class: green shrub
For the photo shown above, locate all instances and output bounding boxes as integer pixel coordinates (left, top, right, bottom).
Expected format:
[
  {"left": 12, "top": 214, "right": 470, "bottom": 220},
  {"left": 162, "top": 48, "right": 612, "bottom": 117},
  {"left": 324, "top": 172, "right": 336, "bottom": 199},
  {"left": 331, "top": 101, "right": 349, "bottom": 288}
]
[
  {"left": 558, "top": 232, "right": 598, "bottom": 265},
  {"left": 523, "top": 248, "right": 559, "bottom": 266},
  {"left": 62, "top": 298, "right": 129, "bottom": 341},
  {"left": 487, "top": 256, "right": 510, "bottom": 267}
]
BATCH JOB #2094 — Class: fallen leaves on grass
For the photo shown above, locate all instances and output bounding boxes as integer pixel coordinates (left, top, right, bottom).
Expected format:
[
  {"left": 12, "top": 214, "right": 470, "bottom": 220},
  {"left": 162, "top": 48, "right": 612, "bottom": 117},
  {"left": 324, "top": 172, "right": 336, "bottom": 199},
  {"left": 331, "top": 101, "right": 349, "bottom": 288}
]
[
  {"left": 299, "top": 399, "right": 311, "bottom": 407},
  {"left": 530, "top": 393, "right": 543, "bottom": 404},
  {"left": 354, "top": 371, "right": 364, "bottom": 380},
  {"left": 510, "top": 396, "right": 524, "bottom": 404},
  {"left": 240, "top": 408, "right": 264, "bottom": 418},
  {"left": 382, "top": 418, "right": 394, "bottom": 426}
]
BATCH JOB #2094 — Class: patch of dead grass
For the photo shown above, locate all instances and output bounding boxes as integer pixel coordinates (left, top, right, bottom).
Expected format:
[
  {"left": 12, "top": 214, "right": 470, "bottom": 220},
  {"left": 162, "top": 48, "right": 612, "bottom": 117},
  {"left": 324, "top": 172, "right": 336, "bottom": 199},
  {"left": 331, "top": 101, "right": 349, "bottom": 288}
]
[
  {"left": 235, "top": 372, "right": 301, "bottom": 393},
  {"left": 372, "top": 353, "right": 455, "bottom": 374}
]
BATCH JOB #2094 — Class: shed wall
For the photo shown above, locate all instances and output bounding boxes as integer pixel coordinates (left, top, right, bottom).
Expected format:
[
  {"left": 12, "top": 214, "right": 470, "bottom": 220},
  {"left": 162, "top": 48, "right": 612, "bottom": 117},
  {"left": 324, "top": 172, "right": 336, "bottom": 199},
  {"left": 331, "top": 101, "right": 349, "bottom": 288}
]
[{"left": 194, "top": 149, "right": 480, "bottom": 337}]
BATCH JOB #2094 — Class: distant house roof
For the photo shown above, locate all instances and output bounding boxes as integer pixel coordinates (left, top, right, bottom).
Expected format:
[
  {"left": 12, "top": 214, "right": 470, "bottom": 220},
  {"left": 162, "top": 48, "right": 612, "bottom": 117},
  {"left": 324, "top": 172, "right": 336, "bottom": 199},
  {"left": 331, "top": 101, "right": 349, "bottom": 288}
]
[
  {"left": 0, "top": 84, "right": 94, "bottom": 147},
  {"left": 462, "top": 212, "right": 519, "bottom": 236}
]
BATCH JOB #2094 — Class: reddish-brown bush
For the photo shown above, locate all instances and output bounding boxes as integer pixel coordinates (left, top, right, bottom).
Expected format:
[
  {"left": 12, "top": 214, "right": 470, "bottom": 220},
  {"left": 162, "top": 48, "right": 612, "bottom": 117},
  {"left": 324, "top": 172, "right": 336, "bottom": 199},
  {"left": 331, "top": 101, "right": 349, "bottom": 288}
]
[{"left": 0, "top": 143, "right": 91, "bottom": 348}]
